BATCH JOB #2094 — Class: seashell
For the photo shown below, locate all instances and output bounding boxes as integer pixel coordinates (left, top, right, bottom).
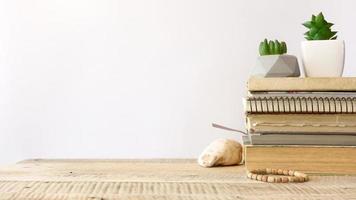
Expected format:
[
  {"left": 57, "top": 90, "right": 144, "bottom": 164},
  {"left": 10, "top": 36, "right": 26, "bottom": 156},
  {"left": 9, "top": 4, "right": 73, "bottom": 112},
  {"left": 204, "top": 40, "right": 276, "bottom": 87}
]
[{"left": 198, "top": 138, "right": 243, "bottom": 167}]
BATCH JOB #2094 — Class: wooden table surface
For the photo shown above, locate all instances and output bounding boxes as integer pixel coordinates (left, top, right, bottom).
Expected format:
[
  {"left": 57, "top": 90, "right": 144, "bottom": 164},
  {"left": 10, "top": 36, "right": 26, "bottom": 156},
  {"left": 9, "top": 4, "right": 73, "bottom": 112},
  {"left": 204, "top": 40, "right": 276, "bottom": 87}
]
[{"left": 0, "top": 159, "right": 355, "bottom": 200}]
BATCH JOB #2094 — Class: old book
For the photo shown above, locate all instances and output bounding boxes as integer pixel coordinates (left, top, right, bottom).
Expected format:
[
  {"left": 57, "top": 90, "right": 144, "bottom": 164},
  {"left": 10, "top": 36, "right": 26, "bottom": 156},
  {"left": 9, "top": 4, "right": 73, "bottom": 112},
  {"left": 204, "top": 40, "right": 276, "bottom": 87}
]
[
  {"left": 243, "top": 96, "right": 356, "bottom": 114},
  {"left": 246, "top": 114, "right": 356, "bottom": 134},
  {"left": 242, "top": 135, "right": 251, "bottom": 145},
  {"left": 245, "top": 145, "right": 356, "bottom": 175},
  {"left": 248, "top": 77, "right": 356, "bottom": 92},
  {"left": 247, "top": 91, "right": 356, "bottom": 98},
  {"left": 247, "top": 134, "right": 356, "bottom": 146}
]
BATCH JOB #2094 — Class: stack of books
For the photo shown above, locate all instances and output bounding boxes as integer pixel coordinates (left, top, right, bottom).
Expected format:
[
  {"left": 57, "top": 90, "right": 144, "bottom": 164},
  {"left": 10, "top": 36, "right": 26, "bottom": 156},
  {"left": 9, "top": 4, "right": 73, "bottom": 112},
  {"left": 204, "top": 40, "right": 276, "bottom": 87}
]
[{"left": 243, "top": 77, "right": 356, "bottom": 175}]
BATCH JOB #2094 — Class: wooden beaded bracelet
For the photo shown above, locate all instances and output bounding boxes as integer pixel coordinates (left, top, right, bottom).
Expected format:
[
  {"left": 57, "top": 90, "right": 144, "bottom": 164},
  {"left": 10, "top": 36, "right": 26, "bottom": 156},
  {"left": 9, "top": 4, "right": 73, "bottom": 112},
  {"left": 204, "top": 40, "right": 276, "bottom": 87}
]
[{"left": 247, "top": 168, "right": 309, "bottom": 183}]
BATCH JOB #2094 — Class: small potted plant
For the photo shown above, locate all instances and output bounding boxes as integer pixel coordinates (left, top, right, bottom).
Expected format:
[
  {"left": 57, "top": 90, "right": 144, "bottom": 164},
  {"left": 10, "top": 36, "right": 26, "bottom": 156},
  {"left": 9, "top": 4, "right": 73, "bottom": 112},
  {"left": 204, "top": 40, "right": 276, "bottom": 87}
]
[
  {"left": 251, "top": 39, "right": 300, "bottom": 77},
  {"left": 301, "top": 12, "right": 345, "bottom": 77}
]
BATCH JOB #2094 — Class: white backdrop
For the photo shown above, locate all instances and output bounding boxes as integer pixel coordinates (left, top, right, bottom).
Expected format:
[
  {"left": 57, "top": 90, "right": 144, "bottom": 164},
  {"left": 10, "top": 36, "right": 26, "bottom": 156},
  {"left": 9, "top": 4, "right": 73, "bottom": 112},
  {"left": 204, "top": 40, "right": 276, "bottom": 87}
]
[{"left": 0, "top": 0, "right": 355, "bottom": 164}]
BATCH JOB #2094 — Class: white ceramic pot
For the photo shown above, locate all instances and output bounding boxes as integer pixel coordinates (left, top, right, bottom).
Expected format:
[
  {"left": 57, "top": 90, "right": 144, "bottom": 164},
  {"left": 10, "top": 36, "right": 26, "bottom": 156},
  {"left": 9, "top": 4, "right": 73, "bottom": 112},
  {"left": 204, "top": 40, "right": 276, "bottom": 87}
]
[{"left": 301, "top": 40, "right": 345, "bottom": 77}]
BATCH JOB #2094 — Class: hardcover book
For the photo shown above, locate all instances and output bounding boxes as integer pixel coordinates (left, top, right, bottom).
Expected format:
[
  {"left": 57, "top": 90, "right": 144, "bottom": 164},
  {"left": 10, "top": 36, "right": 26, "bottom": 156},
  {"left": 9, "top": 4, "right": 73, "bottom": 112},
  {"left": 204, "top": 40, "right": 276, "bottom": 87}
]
[
  {"left": 248, "top": 77, "right": 356, "bottom": 92},
  {"left": 245, "top": 145, "right": 356, "bottom": 175},
  {"left": 244, "top": 134, "right": 356, "bottom": 146}
]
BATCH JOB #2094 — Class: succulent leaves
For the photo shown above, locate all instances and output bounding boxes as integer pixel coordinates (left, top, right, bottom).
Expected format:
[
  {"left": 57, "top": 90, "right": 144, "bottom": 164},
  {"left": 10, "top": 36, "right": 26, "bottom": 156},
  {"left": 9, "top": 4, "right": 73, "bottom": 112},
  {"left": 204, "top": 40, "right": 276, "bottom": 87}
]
[
  {"left": 259, "top": 39, "right": 287, "bottom": 56},
  {"left": 258, "top": 13, "right": 338, "bottom": 56},
  {"left": 303, "top": 12, "right": 337, "bottom": 40}
]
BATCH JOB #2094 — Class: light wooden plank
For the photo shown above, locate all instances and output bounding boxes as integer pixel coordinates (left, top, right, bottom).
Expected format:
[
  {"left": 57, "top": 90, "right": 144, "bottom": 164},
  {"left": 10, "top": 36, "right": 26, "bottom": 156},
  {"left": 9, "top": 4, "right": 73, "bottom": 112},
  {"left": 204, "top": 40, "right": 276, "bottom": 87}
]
[{"left": 0, "top": 159, "right": 354, "bottom": 200}]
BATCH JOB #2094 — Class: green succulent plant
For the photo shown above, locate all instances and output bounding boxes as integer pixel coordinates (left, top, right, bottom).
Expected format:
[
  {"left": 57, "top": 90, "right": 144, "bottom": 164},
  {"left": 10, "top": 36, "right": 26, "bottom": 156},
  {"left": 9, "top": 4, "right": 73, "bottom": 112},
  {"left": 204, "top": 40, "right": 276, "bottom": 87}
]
[
  {"left": 303, "top": 12, "right": 337, "bottom": 40},
  {"left": 259, "top": 39, "right": 287, "bottom": 56}
]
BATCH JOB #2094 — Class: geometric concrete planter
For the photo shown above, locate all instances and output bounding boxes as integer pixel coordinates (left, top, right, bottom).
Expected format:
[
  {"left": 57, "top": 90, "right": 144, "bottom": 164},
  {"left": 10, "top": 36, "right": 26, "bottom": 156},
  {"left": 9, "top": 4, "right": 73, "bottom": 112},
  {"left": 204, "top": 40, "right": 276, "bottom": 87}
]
[
  {"left": 251, "top": 55, "right": 300, "bottom": 77},
  {"left": 301, "top": 40, "right": 345, "bottom": 77}
]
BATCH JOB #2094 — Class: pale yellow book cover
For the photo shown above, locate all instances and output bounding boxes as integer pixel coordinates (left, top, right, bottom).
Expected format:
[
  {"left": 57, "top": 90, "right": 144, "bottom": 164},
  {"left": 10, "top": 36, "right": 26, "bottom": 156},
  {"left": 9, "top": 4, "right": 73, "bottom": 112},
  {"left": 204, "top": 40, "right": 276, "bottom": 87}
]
[{"left": 248, "top": 77, "right": 356, "bottom": 92}]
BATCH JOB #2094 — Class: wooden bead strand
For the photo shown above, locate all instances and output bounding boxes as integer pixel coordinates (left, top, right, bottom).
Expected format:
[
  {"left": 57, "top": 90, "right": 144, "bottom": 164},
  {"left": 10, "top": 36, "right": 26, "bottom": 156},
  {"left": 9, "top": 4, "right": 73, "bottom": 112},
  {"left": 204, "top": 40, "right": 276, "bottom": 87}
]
[{"left": 247, "top": 168, "right": 309, "bottom": 183}]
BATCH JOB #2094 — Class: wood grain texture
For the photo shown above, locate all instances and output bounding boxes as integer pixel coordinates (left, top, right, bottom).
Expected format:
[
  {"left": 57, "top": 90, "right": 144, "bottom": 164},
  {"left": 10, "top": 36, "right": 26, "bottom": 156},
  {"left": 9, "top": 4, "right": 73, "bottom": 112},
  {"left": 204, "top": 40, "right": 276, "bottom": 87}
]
[
  {"left": 248, "top": 77, "right": 356, "bottom": 92},
  {"left": 0, "top": 159, "right": 354, "bottom": 199},
  {"left": 245, "top": 145, "right": 356, "bottom": 175}
]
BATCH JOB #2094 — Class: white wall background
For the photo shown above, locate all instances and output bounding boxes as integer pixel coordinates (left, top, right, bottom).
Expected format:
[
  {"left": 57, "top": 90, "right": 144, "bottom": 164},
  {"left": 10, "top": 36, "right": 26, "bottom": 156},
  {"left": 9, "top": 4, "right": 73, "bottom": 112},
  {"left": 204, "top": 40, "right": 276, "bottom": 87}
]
[{"left": 0, "top": 0, "right": 355, "bottom": 164}]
